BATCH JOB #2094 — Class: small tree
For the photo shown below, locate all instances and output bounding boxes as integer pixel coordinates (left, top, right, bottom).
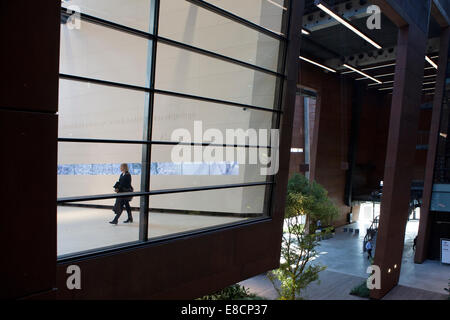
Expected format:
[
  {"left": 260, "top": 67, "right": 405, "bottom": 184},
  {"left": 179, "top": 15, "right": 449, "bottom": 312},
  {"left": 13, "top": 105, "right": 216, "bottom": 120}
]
[{"left": 268, "top": 174, "right": 338, "bottom": 300}]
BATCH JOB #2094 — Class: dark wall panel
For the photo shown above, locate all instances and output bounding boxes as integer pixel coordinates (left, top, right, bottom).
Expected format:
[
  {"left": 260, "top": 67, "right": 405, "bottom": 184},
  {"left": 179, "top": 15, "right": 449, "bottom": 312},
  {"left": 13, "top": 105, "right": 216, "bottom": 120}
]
[
  {"left": 0, "top": 110, "right": 57, "bottom": 299},
  {"left": 300, "top": 62, "right": 353, "bottom": 226},
  {"left": 56, "top": 220, "right": 279, "bottom": 299},
  {"left": 0, "top": 1, "right": 60, "bottom": 113}
]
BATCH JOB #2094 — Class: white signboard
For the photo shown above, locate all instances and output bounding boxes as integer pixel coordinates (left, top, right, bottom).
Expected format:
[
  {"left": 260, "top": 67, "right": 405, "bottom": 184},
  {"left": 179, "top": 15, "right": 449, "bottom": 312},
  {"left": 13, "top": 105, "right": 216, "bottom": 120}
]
[{"left": 441, "top": 239, "right": 450, "bottom": 264}]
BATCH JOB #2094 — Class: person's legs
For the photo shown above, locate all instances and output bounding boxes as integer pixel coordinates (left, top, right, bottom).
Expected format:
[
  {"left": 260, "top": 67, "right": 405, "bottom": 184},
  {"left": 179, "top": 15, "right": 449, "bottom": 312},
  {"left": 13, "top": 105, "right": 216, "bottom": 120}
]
[
  {"left": 110, "top": 198, "right": 123, "bottom": 224},
  {"left": 368, "top": 249, "right": 372, "bottom": 259},
  {"left": 123, "top": 200, "right": 133, "bottom": 223}
]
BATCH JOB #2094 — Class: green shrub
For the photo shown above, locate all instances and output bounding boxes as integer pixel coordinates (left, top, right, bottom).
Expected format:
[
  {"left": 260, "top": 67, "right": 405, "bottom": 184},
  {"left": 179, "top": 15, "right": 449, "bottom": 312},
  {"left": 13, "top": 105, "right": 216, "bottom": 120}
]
[
  {"left": 198, "top": 284, "right": 264, "bottom": 300},
  {"left": 350, "top": 281, "right": 370, "bottom": 298},
  {"left": 268, "top": 174, "right": 338, "bottom": 300}
]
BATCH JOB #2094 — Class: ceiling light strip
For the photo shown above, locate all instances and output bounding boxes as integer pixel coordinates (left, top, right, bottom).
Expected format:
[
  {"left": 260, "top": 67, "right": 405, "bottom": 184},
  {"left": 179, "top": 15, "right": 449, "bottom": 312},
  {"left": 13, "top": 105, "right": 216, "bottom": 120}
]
[
  {"left": 425, "top": 56, "right": 438, "bottom": 69},
  {"left": 300, "top": 56, "right": 336, "bottom": 73},
  {"left": 266, "top": 0, "right": 287, "bottom": 11},
  {"left": 343, "top": 64, "right": 382, "bottom": 84},
  {"left": 316, "top": 1, "right": 382, "bottom": 49}
]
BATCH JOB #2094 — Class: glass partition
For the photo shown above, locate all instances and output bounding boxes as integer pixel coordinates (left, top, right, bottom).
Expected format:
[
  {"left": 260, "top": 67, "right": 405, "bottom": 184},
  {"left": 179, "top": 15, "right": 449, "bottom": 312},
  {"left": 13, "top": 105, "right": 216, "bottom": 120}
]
[{"left": 58, "top": 0, "right": 288, "bottom": 257}]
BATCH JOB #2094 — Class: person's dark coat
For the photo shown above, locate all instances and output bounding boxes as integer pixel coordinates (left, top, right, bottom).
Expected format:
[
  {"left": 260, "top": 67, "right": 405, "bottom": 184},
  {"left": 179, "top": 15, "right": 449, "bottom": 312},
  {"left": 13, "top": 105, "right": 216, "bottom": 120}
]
[
  {"left": 114, "top": 171, "right": 133, "bottom": 192},
  {"left": 113, "top": 172, "right": 134, "bottom": 210}
]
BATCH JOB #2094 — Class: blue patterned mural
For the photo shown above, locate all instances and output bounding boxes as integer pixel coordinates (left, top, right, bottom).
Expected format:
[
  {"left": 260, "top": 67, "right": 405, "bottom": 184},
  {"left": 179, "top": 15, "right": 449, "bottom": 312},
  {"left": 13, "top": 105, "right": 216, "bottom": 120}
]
[{"left": 58, "top": 162, "right": 239, "bottom": 176}]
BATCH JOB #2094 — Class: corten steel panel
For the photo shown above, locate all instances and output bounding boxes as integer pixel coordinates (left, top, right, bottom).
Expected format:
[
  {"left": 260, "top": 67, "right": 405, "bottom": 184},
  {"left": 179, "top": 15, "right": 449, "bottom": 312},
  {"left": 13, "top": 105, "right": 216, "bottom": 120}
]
[
  {"left": 55, "top": 1, "right": 306, "bottom": 300},
  {"left": 372, "top": 0, "right": 431, "bottom": 33},
  {"left": 289, "top": 95, "right": 306, "bottom": 177},
  {"left": 0, "top": 1, "right": 61, "bottom": 113},
  {"left": 299, "top": 62, "right": 353, "bottom": 226},
  {"left": 432, "top": 0, "right": 450, "bottom": 27},
  {"left": 56, "top": 221, "right": 279, "bottom": 299},
  {"left": 371, "top": 22, "right": 429, "bottom": 299},
  {"left": 415, "top": 27, "right": 450, "bottom": 263},
  {"left": 0, "top": 110, "right": 57, "bottom": 299}
]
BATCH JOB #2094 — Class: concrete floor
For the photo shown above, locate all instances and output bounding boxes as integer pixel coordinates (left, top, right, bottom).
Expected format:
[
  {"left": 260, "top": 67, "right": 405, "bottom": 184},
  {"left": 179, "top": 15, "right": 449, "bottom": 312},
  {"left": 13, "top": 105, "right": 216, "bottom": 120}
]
[
  {"left": 241, "top": 220, "right": 450, "bottom": 300},
  {"left": 57, "top": 206, "right": 246, "bottom": 256}
]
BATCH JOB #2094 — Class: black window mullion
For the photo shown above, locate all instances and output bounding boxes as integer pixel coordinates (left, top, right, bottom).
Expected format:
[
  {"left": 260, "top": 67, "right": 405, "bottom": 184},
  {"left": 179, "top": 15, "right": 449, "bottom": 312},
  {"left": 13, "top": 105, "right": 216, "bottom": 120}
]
[{"left": 139, "top": 0, "right": 160, "bottom": 242}]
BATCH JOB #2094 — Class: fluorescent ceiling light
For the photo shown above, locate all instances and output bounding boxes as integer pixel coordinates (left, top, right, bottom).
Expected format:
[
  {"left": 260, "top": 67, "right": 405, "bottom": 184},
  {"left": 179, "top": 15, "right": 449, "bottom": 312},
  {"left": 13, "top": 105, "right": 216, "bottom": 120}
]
[
  {"left": 379, "top": 87, "right": 436, "bottom": 92},
  {"left": 426, "top": 56, "right": 438, "bottom": 69},
  {"left": 316, "top": 1, "right": 382, "bottom": 49},
  {"left": 302, "top": 29, "right": 311, "bottom": 35},
  {"left": 266, "top": 0, "right": 287, "bottom": 11},
  {"left": 291, "top": 148, "right": 304, "bottom": 153},
  {"left": 343, "top": 63, "right": 382, "bottom": 84},
  {"left": 368, "top": 80, "right": 393, "bottom": 87},
  {"left": 300, "top": 56, "right": 336, "bottom": 73},
  {"left": 342, "top": 63, "right": 396, "bottom": 75},
  {"left": 362, "top": 63, "right": 396, "bottom": 71},
  {"left": 357, "top": 73, "right": 395, "bottom": 80},
  {"left": 423, "top": 81, "right": 436, "bottom": 85}
]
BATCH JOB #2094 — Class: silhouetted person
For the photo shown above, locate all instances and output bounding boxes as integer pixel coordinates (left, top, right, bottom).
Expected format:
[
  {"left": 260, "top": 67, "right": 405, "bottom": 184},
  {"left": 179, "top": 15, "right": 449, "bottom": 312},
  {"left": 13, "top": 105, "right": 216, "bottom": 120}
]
[
  {"left": 413, "top": 235, "right": 418, "bottom": 250},
  {"left": 110, "top": 163, "right": 133, "bottom": 225},
  {"left": 366, "top": 240, "right": 373, "bottom": 260}
]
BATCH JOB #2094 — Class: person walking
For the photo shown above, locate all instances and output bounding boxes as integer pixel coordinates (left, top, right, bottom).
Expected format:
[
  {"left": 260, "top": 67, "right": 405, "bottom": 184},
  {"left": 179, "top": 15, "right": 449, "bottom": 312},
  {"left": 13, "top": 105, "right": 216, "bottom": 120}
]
[
  {"left": 109, "top": 163, "right": 134, "bottom": 225},
  {"left": 365, "top": 240, "right": 373, "bottom": 260}
]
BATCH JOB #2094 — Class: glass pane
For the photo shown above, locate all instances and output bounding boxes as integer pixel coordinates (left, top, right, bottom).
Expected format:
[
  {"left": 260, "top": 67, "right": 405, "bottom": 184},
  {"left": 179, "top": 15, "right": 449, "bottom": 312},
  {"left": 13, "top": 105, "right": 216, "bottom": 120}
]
[
  {"left": 60, "top": 20, "right": 152, "bottom": 87},
  {"left": 159, "top": 0, "right": 281, "bottom": 71},
  {"left": 57, "top": 198, "right": 143, "bottom": 257},
  {"left": 62, "top": 0, "right": 155, "bottom": 33},
  {"left": 59, "top": 79, "right": 148, "bottom": 140},
  {"left": 148, "top": 185, "right": 268, "bottom": 239},
  {"left": 58, "top": 142, "right": 143, "bottom": 199},
  {"left": 150, "top": 185, "right": 267, "bottom": 214},
  {"left": 205, "top": 0, "right": 287, "bottom": 34},
  {"left": 149, "top": 145, "right": 271, "bottom": 190},
  {"left": 152, "top": 94, "right": 274, "bottom": 142},
  {"left": 155, "top": 43, "right": 278, "bottom": 109}
]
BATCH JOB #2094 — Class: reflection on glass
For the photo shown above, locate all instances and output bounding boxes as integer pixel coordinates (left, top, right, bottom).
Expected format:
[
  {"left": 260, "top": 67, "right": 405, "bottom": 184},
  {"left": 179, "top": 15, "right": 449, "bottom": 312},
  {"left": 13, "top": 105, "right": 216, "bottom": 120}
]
[
  {"left": 155, "top": 43, "right": 278, "bottom": 109},
  {"left": 57, "top": 142, "right": 143, "bottom": 199},
  {"left": 149, "top": 184, "right": 267, "bottom": 226},
  {"left": 62, "top": 0, "right": 155, "bottom": 33},
  {"left": 152, "top": 94, "right": 273, "bottom": 142},
  {"left": 150, "top": 145, "right": 271, "bottom": 190},
  {"left": 159, "top": 0, "right": 281, "bottom": 71},
  {"left": 57, "top": 198, "right": 142, "bottom": 257},
  {"left": 59, "top": 79, "right": 148, "bottom": 140},
  {"left": 60, "top": 20, "right": 152, "bottom": 87},
  {"left": 205, "top": 0, "right": 287, "bottom": 34}
]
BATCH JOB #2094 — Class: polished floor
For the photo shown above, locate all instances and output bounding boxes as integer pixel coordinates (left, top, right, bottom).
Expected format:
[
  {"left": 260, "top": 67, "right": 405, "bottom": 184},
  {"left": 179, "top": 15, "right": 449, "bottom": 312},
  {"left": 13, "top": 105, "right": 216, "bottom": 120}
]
[
  {"left": 241, "top": 220, "right": 449, "bottom": 299},
  {"left": 57, "top": 206, "right": 246, "bottom": 256}
]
